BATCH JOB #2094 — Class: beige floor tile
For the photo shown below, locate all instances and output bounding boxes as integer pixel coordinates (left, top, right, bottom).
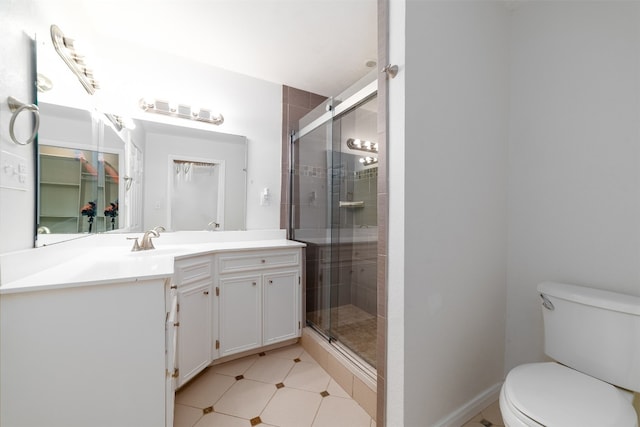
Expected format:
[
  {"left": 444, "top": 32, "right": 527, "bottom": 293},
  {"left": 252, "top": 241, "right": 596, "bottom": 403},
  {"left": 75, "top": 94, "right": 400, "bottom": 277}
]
[
  {"left": 214, "top": 379, "right": 276, "bottom": 419},
  {"left": 243, "top": 355, "right": 295, "bottom": 384},
  {"left": 175, "top": 370, "right": 236, "bottom": 408},
  {"left": 260, "top": 387, "right": 324, "bottom": 427},
  {"left": 209, "top": 354, "right": 259, "bottom": 377},
  {"left": 312, "top": 396, "right": 372, "bottom": 427},
  {"left": 482, "top": 400, "right": 504, "bottom": 426},
  {"left": 284, "top": 360, "right": 332, "bottom": 393},
  {"left": 173, "top": 404, "right": 203, "bottom": 427},
  {"left": 299, "top": 349, "right": 317, "bottom": 363},
  {"left": 462, "top": 401, "right": 504, "bottom": 427},
  {"left": 267, "top": 343, "right": 305, "bottom": 360},
  {"left": 327, "top": 378, "right": 351, "bottom": 399},
  {"left": 193, "top": 411, "right": 251, "bottom": 427}
]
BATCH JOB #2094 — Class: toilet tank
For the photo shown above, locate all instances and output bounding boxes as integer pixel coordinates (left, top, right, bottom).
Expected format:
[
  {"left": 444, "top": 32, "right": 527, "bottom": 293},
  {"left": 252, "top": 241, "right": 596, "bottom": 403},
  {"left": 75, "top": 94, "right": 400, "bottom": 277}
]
[{"left": 538, "top": 281, "right": 640, "bottom": 392}]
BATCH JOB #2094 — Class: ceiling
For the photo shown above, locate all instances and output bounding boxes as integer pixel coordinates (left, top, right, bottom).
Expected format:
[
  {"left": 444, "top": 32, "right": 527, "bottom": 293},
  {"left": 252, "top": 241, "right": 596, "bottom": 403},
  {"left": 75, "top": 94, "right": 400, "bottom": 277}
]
[{"left": 33, "top": 0, "right": 378, "bottom": 98}]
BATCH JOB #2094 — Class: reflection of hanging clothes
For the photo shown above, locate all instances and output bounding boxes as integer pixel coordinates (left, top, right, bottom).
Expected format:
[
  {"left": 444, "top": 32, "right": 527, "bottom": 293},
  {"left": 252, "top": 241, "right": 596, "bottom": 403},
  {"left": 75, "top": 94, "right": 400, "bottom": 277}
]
[{"left": 102, "top": 160, "right": 119, "bottom": 183}]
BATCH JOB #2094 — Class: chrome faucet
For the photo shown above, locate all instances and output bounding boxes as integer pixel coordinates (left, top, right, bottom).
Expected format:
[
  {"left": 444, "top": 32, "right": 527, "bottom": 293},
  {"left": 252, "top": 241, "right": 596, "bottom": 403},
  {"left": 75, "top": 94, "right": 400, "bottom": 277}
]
[{"left": 140, "top": 229, "right": 160, "bottom": 250}]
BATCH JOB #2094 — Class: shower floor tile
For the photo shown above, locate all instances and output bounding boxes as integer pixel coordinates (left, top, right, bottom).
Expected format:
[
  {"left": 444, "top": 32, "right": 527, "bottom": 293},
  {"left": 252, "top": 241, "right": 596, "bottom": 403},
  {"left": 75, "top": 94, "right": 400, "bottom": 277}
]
[{"left": 308, "top": 304, "right": 377, "bottom": 367}]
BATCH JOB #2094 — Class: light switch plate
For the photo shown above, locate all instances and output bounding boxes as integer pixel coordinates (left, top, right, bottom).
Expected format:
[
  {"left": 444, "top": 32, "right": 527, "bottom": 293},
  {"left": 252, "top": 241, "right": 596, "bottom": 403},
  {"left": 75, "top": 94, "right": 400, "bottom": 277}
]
[{"left": 0, "top": 150, "right": 28, "bottom": 191}]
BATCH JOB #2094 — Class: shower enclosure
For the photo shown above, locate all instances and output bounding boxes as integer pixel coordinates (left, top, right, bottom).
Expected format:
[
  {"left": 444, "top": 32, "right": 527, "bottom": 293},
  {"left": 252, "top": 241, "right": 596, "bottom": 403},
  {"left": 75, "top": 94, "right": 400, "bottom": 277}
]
[{"left": 290, "top": 80, "right": 378, "bottom": 369}]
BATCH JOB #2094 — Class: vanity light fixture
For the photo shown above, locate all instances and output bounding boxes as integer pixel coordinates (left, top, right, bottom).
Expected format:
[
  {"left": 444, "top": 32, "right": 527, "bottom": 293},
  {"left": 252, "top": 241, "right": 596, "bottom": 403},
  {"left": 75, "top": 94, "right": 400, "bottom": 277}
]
[
  {"left": 347, "top": 138, "right": 378, "bottom": 154},
  {"left": 50, "top": 25, "right": 100, "bottom": 95},
  {"left": 139, "top": 98, "right": 224, "bottom": 125},
  {"left": 359, "top": 156, "right": 378, "bottom": 166},
  {"left": 104, "top": 113, "right": 136, "bottom": 131}
]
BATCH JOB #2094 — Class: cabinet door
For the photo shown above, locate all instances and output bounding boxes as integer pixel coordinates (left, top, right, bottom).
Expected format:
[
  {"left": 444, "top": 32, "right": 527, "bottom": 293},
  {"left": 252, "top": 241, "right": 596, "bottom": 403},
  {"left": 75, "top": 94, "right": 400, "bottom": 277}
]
[
  {"left": 177, "top": 282, "right": 212, "bottom": 387},
  {"left": 219, "top": 274, "right": 262, "bottom": 357},
  {"left": 263, "top": 270, "right": 300, "bottom": 345}
]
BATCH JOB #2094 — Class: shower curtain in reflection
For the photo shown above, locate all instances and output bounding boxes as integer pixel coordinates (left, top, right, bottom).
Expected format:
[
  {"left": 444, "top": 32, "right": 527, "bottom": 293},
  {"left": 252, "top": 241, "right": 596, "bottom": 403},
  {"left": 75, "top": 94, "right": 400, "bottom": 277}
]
[
  {"left": 290, "top": 87, "right": 378, "bottom": 369},
  {"left": 171, "top": 160, "right": 220, "bottom": 231}
]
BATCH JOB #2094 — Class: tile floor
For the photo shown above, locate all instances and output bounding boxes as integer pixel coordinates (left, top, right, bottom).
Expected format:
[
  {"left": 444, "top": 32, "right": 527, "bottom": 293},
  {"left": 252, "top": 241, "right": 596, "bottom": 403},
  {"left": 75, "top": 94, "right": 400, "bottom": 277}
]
[
  {"left": 461, "top": 400, "right": 505, "bottom": 427},
  {"left": 174, "top": 341, "right": 503, "bottom": 427},
  {"left": 174, "top": 343, "right": 375, "bottom": 427}
]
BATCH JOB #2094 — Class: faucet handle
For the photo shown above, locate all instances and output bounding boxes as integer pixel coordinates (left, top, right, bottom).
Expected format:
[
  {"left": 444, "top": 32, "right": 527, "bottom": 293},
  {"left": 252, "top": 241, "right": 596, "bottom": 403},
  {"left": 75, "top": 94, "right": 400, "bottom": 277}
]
[{"left": 126, "top": 237, "right": 141, "bottom": 252}]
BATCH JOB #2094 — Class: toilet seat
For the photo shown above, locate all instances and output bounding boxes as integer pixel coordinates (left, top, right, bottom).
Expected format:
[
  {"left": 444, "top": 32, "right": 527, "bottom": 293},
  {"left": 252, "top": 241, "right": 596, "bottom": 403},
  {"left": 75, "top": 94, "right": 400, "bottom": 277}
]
[{"left": 502, "top": 362, "right": 638, "bottom": 427}]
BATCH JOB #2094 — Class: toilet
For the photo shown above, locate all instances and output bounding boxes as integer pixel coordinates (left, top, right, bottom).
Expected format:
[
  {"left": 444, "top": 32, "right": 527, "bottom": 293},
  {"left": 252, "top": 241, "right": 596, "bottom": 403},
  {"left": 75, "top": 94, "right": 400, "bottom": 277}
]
[{"left": 499, "top": 281, "right": 640, "bottom": 427}]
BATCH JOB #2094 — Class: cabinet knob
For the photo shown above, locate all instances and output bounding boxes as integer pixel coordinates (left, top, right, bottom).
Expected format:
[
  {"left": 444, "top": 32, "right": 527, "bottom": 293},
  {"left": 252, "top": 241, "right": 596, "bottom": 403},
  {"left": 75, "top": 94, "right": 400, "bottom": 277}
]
[
  {"left": 261, "top": 259, "right": 266, "bottom": 263},
  {"left": 268, "top": 280, "right": 273, "bottom": 284},
  {"left": 252, "top": 282, "right": 257, "bottom": 286},
  {"left": 204, "top": 291, "right": 209, "bottom": 295}
]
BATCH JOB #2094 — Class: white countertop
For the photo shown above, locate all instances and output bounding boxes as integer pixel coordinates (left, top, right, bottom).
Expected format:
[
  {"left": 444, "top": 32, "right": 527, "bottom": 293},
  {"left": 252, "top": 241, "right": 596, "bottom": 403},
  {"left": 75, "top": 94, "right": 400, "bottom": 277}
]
[{"left": 0, "top": 234, "right": 304, "bottom": 294}]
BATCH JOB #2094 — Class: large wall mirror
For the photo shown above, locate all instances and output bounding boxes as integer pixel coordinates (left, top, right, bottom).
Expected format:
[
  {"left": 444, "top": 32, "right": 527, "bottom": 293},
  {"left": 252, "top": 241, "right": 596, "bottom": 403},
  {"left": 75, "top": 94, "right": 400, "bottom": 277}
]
[
  {"left": 35, "top": 35, "right": 248, "bottom": 246},
  {"left": 36, "top": 99, "right": 248, "bottom": 246}
]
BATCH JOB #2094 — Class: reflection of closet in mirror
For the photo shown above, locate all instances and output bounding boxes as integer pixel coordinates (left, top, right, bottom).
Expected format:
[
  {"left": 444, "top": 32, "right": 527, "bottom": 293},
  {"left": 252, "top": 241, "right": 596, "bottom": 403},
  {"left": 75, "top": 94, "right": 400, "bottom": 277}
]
[
  {"left": 39, "top": 146, "right": 120, "bottom": 233},
  {"left": 169, "top": 158, "right": 224, "bottom": 231}
]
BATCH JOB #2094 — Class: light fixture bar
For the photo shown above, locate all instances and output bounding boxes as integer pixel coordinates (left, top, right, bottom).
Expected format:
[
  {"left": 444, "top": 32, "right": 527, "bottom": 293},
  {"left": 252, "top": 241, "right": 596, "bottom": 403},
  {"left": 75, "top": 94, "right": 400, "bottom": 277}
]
[
  {"left": 359, "top": 156, "right": 378, "bottom": 166},
  {"left": 347, "top": 138, "right": 378, "bottom": 154},
  {"left": 139, "top": 98, "right": 224, "bottom": 125},
  {"left": 50, "top": 25, "right": 99, "bottom": 95}
]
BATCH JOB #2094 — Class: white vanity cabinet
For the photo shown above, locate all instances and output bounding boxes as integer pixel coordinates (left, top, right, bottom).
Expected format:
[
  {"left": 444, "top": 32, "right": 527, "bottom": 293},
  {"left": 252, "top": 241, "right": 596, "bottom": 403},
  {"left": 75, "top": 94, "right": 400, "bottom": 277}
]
[
  {"left": 173, "top": 254, "right": 216, "bottom": 388},
  {"left": 0, "top": 278, "right": 171, "bottom": 427},
  {"left": 217, "top": 249, "right": 302, "bottom": 357}
]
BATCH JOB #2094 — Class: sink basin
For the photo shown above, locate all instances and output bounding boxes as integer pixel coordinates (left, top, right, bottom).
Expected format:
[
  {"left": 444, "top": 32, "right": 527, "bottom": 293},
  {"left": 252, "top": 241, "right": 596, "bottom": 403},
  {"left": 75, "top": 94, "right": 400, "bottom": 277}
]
[{"left": 126, "top": 246, "right": 188, "bottom": 256}]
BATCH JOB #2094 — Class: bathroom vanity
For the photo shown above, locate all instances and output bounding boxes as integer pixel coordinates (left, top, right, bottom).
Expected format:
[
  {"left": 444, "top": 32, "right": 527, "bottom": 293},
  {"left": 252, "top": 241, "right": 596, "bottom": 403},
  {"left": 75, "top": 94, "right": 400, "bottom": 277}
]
[{"left": 0, "top": 230, "right": 304, "bottom": 427}]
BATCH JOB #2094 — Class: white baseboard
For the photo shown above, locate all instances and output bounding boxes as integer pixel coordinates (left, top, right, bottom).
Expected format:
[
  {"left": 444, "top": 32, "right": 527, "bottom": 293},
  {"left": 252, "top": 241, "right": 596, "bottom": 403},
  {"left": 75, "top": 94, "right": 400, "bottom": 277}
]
[{"left": 432, "top": 382, "right": 503, "bottom": 427}]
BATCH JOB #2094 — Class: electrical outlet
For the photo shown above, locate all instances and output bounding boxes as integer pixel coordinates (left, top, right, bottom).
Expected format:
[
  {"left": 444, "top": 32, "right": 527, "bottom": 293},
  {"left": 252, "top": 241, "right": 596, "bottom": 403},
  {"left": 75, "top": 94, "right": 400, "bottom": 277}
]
[{"left": 0, "top": 151, "right": 28, "bottom": 191}]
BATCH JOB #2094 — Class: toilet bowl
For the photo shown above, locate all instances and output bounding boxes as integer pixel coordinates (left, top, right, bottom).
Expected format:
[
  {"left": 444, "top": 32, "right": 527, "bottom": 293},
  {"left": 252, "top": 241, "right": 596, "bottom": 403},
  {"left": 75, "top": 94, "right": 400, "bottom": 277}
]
[
  {"left": 499, "top": 282, "right": 640, "bottom": 427},
  {"left": 499, "top": 362, "right": 637, "bottom": 427}
]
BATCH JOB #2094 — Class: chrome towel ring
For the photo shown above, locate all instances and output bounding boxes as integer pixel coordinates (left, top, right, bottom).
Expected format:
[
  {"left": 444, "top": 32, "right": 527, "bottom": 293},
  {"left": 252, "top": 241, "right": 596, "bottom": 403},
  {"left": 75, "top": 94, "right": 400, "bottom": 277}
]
[{"left": 7, "top": 96, "right": 40, "bottom": 146}]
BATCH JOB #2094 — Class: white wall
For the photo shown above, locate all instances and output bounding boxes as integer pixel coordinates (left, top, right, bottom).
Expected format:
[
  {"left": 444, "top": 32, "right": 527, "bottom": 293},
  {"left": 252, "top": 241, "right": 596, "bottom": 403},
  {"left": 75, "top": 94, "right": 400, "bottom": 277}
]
[
  {"left": 400, "top": 2, "right": 509, "bottom": 425},
  {"left": 0, "top": 0, "right": 37, "bottom": 253},
  {"left": 386, "top": 0, "right": 406, "bottom": 424},
  {"left": 390, "top": 1, "right": 640, "bottom": 426},
  {"left": 505, "top": 1, "right": 640, "bottom": 371}
]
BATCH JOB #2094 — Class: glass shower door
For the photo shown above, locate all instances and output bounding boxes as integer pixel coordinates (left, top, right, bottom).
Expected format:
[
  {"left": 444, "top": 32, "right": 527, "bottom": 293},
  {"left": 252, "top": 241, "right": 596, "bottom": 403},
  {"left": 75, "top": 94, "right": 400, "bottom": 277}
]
[
  {"left": 291, "top": 90, "right": 378, "bottom": 369},
  {"left": 328, "top": 95, "right": 378, "bottom": 368},
  {"left": 291, "top": 98, "right": 334, "bottom": 336}
]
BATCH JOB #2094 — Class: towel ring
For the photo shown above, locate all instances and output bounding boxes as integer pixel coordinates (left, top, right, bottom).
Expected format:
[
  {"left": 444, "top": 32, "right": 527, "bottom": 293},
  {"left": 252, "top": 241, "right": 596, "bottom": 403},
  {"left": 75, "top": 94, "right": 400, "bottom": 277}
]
[{"left": 7, "top": 96, "right": 40, "bottom": 146}]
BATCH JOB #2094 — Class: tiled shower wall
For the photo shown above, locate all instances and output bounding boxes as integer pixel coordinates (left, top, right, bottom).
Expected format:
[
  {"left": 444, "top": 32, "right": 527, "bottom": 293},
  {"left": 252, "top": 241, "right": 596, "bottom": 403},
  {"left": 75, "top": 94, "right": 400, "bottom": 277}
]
[{"left": 279, "top": 86, "right": 327, "bottom": 230}]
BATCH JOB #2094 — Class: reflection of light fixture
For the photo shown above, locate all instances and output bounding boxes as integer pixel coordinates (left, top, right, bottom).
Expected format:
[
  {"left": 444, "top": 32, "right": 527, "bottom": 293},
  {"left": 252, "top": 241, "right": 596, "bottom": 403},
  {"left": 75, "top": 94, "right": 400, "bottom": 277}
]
[
  {"left": 359, "top": 156, "right": 378, "bottom": 166},
  {"left": 103, "top": 113, "right": 136, "bottom": 131},
  {"left": 50, "top": 25, "right": 99, "bottom": 94},
  {"left": 347, "top": 138, "right": 378, "bottom": 154},
  {"left": 139, "top": 98, "right": 224, "bottom": 125},
  {"left": 36, "top": 73, "right": 53, "bottom": 92}
]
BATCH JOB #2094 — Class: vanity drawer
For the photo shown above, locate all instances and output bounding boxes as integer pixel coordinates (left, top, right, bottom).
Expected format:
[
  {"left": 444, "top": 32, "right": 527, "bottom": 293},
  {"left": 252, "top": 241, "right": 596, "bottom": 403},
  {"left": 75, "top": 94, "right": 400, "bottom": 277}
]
[
  {"left": 218, "top": 250, "right": 300, "bottom": 274},
  {"left": 175, "top": 255, "right": 214, "bottom": 285}
]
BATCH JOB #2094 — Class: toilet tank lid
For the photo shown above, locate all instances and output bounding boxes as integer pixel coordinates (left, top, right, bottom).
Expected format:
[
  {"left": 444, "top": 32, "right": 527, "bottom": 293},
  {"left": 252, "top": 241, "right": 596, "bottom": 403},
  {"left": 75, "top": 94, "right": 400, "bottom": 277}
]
[{"left": 538, "top": 281, "right": 640, "bottom": 315}]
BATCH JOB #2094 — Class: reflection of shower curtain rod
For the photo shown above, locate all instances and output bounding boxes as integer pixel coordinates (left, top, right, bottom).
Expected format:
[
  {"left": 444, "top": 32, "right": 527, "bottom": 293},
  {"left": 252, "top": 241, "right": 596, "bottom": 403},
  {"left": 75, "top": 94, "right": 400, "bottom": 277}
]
[{"left": 173, "top": 160, "right": 216, "bottom": 167}]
